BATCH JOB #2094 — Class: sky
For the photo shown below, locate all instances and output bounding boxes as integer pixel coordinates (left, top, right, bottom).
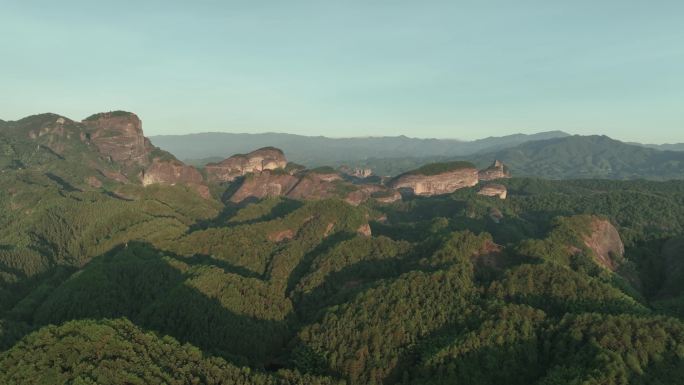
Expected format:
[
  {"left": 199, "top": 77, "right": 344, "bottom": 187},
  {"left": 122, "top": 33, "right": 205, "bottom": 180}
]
[{"left": 1, "top": 1, "right": 683, "bottom": 143}]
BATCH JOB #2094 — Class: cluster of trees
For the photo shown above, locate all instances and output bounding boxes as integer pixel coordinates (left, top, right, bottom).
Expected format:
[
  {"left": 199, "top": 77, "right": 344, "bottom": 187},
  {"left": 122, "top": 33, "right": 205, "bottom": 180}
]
[
  {"left": 0, "top": 318, "right": 342, "bottom": 385},
  {"left": 1, "top": 173, "right": 684, "bottom": 384}
]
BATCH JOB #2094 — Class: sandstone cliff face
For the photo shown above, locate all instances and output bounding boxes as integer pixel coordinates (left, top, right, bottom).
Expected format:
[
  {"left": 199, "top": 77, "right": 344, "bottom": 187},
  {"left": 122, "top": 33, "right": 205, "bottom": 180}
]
[
  {"left": 286, "top": 171, "right": 344, "bottom": 200},
  {"left": 389, "top": 168, "right": 478, "bottom": 196},
  {"left": 478, "top": 160, "right": 511, "bottom": 181},
  {"left": 339, "top": 166, "right": 373, "bottom": 178},
  {"left": 82, "top": 112, "right": 152, "bottom": 167},
  {"left": 582, "top": 218, "right": 625, "bottom": 271},
  {"left": 478, "top": 184, "right": 507, "bottom": 199},
  {"left": 141, "top": 158, "right": 209, "bottom": 197},
  {"left": 229, "top": 171, "right": 300, "bottom": 203},
  {"left": 372, "top": 189, "right": 402, "bottom": 203},
  {"left": 205, "top": 147, "right": 287, "bottom": 182},
  {"left": 229, "top": 169, "right": 380, "bottom": 205}
]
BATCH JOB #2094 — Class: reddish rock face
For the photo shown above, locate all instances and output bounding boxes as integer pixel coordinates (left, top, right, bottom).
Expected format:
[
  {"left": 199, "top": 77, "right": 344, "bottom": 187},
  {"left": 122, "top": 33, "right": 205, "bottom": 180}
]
[
  {"left": 373, "top": 190, "right": 402, "bottom": 203},
  {"left": 389, "top": 168, "right": 478, "bottom": 196},
  {"left": 339, "top": 166, "right": 373, "bottom": 178},
  {"left": 229, "top": 171, "right": 300, "bottom": 203},
  {"left": 229, "top": 169, "right": 376, "bottom": 205},
  {"left": 286, "top": 172, "right": 344, "bottom": 201},
  {"left": 83, "top": 112, "right": 152, "bottom": 167},
  {"left": 142, "top": 158, "right": 209, "bottom": 198},
  {"left": 582, "top": 219, "right": 624, "bottom": 271},
  {"left": 478, "top": 184, "right": 507, "bottom": 199},
  {"left": 478, "top": 160, "right": 511, "bottom": 181},
  {"left": 206, "top": 147, "right": 287, "bottom": 182},
  {"left": 268, "top": 229, "right": 295, "bottom": 242},
  {"left": 344, "top": 184, "right": 399, "bottom": 205},
  {"left": 86, "top": 176, "right": 103, "bottom": 188},
  {"left": 356, "top": 223, "right": 372, "bottom": 237}
]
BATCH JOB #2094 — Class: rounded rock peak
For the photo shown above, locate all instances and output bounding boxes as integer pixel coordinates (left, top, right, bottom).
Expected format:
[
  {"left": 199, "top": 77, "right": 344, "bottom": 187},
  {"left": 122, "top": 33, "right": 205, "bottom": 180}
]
[{"left": 83, "top": 110, "right": 140, "bottom": 123}]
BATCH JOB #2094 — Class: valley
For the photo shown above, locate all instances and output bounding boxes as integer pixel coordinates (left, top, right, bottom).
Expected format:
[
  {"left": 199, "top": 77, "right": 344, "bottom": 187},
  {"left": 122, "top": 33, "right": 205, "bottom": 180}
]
[{"left": 1, "top": 112, "right": 684, "bottom": 384}]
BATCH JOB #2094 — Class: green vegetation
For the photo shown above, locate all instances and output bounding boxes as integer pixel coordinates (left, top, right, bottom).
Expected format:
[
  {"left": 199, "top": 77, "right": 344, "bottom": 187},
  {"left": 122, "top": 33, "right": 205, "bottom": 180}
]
[
  {"left": 83, "top": 110, "right": 136, "bottom": 121},
  {"left": 1, "top": 120, "right": 684, "bottom": 384},
  {"left": 308, "top": 166, "right": 338, "bottom": 174},
  {"left": 401, "top": 160, "right": 476, "bottom": 176},
  {"left": 468, "top": 135, "right": 684, "bottom": 180}
]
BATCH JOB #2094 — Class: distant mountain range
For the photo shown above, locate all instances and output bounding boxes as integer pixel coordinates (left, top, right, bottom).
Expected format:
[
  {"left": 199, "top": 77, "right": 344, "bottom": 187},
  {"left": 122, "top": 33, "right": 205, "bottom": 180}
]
[
  {"left": 150, "top": 131, "right": 684, "bottom": 179},
  {"left": 149, "top": 130, "right": 570, "bottom": 167},
  {"left": 467, "top": 135, "right": 684, "bottom": 180}
]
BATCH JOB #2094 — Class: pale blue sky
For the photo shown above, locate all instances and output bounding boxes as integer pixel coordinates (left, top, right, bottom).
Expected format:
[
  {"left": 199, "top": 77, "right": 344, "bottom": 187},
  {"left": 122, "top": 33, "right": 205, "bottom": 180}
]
[{"left": 1, "top": 0, "right": 682, "bottom": 142}]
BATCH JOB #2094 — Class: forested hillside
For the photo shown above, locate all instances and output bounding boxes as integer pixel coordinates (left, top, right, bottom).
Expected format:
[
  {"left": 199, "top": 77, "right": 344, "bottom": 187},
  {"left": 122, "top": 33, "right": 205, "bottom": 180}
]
[
  {"left": 2, "top": 113, "right": 684, "bottom": 384},
  {"left": 2, "top": 165, "right": 684, "bottom": 383}
]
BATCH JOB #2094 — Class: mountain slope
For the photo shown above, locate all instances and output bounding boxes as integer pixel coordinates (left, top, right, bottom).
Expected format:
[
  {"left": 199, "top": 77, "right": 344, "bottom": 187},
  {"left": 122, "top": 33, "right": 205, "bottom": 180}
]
[
  {"left": 468, "top": 135, "right": 684, "bottom": 180},
  {"left": 149, "top": 131, "right": 569, "bottom": 166}
]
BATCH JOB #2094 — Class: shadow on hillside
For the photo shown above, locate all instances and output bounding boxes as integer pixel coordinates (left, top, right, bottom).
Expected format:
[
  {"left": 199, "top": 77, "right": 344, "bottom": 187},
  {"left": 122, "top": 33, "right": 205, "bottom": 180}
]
[
  {"left": 182, "top": 253, "right": 263, "bottom": 280},
  {"left": 24, "top": 241, "right": 291, "bottom": 368},
  {"left": 284, "top": 230, "right": 357, "bottom": 296},
  {"left": 391, "top": 333, "right": 547, "bottom": 385},
  {"left": 293, "top": 257, "right": 410, "bottom": 323},
  {"left": 188, "top": 198, "right": 303, "bottom": 232}
]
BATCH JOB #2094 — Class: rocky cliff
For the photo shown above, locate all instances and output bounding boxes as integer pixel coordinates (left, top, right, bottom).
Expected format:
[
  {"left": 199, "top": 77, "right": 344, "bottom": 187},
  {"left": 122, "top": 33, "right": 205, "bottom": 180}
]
[
  {"left": 142, "top": 158, "right": 209, "bottom": 198},
  {"left": 4, "top": 111, "right": 211, "bottom": 198},
  {"left": 582, "top": 218, "right": 625, "bottom": 271},
  {"left": 205, "top": 147, "right": 287, "bottom": 182},
  {"left": 82, "top": 112, "right": 153, "bottom": 167},
  {"left": 478, "top": 160, "right": 510, "bottom": 181},
  {"left": 228, "top": 168, "right": 391, "bottom": 205},
  {"left": 389, "top": 161, "right": 479, "bottom": 196},
  {"left": 478, "top": 184, "right": 507, "bottom": 199},
  {"left": 229, "top": 171, "right": 300, "bottom": 203}
]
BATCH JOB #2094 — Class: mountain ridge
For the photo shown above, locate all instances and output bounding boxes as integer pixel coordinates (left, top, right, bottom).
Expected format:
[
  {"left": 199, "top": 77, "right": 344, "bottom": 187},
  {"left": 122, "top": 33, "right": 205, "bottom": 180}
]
[{"left": 149, "top": 130, "right": 571, "bottom": 166}]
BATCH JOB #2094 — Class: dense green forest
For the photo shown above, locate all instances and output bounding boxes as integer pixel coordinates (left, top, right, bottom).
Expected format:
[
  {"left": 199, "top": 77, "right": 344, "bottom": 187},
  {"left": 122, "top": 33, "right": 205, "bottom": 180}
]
[
  {"left": 1, "top": 172, "right": 683, "bottom": 383},
  {"left": 1, "top": 131, "right": 684, "bottom": 385}
]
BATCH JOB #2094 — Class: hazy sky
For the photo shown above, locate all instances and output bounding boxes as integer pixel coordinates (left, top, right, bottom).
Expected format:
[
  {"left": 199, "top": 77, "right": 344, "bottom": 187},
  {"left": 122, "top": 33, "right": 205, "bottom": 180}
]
[{"left": 1, "top": 1, "right": 682, "bottom": 142}]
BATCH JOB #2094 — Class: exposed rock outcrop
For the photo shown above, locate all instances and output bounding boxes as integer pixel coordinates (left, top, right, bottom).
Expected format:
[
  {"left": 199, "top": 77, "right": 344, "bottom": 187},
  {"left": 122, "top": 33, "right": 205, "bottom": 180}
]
[
  {"left": 582, "top": 218, "right": 625, "bottom": 271},
  {"left": 340, "top": 166, "right": 373, "bottom": 178},
  {"left": 489, "top": 207, "right": 504, "bottom": 223},
  {"left": 229, "top": 168, "right": 381, "bottom": 205},
  {"left": 370, "top": 189, "right": 402, "bottom": 203},
  {"left": 478, "top": 184, "right": 507, "bottom": 199},
  {"left": 356, "top": 223, "right": 372, "bottom": 237},
  {"left": 141, "top": 158, "right": 209, "bottom": 198},
  {"left": 286, "top": 170, "right": 344, "bottom": 200},
  {"left": 229, "top": 171, "right": 300, "bottom": 203},
  {"left": 389, "top": 162, "right": 479, "bottom": 196},
  {"left": 82, "top": 112, "right": 153, "bottom": 167},
  {"left": 205, "top": 147, "right": 287, "bottom": 182},
  {"left": 268, "top": 229, "right": 295, "bottom": 242},
  {"left": 478, "top": 160, "right": 511, "bottom": 181},
  {"left": 343, "top": 184, "right": 384, "bottom": 206}
]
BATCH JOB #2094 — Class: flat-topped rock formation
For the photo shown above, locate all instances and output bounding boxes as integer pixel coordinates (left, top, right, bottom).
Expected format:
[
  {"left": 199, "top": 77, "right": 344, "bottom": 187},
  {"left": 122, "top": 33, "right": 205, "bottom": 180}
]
[
  {"left": 229, "top": 170, "right": 300, "bottom": 203},
  {"left": 388, "top": 161, "right": 479, "bottom": 196},
  {"left": 82, "top": 111, "right": 153, "bottom": 167},
  {"left": 339, "top": 165, "right": 373, "bottom": 178},
  {"left": 281, "top": 169, "right": 344, "bottom": 200},
  {"left": 228, "top": 167, "right": 398, "bottom": 205},
  {"left": 478, "top": 160, "right": 511, "bottom": 181},
  {"left": 205, "top": 147, "right": 287, "bottom": 182},
  {"left": 478, "top": 184, "right": 507, "bottom": 199},
  {"left": 6, "top": 111, "right": 211, "bottom": 198}
]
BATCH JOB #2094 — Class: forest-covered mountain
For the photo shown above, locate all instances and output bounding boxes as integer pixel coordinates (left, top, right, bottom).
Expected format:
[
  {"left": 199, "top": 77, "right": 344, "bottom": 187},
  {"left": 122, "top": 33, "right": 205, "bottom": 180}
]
[
  {"left": 152, "top": 131, "right": 684, "bottom": 180},
  {"left": 466, "top": 135, "right": 684, "bottom": 180},
  {"left": 150, "top": 131, "right": 569, "bottom": 168},
  {"left": 1, "top": 112, "right": 684, "bottom": 384}
]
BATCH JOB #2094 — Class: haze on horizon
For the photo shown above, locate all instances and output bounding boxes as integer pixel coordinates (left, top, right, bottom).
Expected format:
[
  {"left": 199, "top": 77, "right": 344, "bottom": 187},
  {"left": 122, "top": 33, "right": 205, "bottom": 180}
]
[{"left": 1, "top": 0, "right": 683, "bottom": 144}]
